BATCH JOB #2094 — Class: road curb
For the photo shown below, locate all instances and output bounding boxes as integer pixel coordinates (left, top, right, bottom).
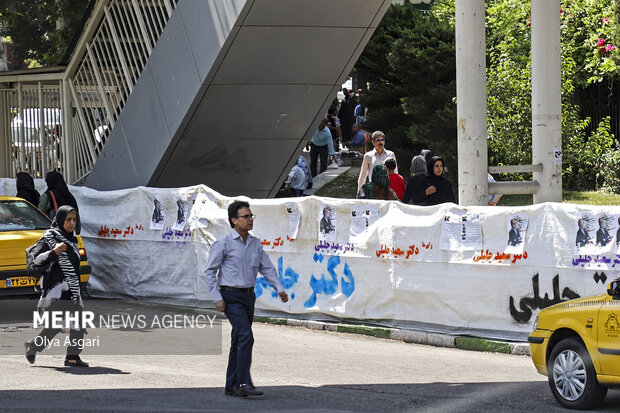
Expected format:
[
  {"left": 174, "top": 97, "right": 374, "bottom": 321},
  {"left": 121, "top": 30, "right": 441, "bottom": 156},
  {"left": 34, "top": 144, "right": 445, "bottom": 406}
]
[{"left": 254, "top": 316, "right": 530, "bottom": 356}]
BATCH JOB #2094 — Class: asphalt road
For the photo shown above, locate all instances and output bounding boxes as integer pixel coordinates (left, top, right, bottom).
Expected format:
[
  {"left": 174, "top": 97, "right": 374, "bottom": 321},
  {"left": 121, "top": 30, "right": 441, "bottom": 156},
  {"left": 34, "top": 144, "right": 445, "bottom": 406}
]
[{"left": 1, "top": 305, "right": 619, "bottom": 412}]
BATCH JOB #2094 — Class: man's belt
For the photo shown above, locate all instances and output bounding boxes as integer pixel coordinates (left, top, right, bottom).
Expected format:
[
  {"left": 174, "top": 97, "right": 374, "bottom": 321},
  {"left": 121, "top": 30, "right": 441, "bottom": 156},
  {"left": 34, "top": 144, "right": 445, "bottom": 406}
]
[{"left": 220, "top": 285, "right": 254, "bottom": 293}]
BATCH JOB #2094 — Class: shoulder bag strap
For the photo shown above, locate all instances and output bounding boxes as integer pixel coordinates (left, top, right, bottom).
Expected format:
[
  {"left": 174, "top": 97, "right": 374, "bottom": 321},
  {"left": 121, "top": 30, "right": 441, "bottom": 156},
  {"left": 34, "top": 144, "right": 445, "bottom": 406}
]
[{"left": 49, "top": 190, "right": 59, "bottom": 212}]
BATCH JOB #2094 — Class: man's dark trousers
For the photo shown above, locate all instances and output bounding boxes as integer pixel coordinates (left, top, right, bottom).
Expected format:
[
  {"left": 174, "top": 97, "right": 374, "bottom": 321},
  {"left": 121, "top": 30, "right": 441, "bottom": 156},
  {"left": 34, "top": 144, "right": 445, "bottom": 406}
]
[
  {"left": 310, "top": 142, "right": 328, "bottom": 177},
  {"left": 221, "top": 287, "right": 256, "bottom": 389}
]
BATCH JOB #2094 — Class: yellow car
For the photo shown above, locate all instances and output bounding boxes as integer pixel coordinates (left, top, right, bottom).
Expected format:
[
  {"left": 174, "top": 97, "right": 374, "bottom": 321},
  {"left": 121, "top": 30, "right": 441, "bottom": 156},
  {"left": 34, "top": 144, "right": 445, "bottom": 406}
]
[
  {"left": 0, "top": 195, "right": 90, "bottom": 296},
  {"left": 529, "top": 278, "right": 620, "bottom": 409}
]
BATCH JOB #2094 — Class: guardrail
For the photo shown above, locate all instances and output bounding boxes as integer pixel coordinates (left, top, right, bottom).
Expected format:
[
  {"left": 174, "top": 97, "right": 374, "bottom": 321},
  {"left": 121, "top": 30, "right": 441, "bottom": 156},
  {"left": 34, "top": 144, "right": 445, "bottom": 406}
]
[{"left": 487, "top": 163, "right": 543, "bottom": 195}]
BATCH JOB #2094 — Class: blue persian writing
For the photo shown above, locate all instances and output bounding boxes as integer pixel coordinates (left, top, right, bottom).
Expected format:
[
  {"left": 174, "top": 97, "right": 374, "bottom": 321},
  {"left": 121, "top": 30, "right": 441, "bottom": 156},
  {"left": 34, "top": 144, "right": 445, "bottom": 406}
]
[
  {"left": 572, "top": 254, "right": 620, "bottom": 267},
  {"left": 304, "top": 254, "right": 355, "bottom": 308},
  {"left": 161, "top": 227, "right": 192, "bottom": 241},
  {"left": 314, "top": 241, "right": 360, "bottom": 255},
  {"left": 254, "top": 254, "right": 356, "bottom": 307},
  {"left": 255, "top": 256, "right": 300, "bottom": 299}
]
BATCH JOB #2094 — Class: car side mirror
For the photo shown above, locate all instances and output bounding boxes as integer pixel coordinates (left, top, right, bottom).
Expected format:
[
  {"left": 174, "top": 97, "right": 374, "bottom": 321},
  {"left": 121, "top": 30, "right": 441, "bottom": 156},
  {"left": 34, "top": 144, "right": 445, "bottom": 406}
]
[{"left": 608, "top": 279, "right": 620, "bottom": 298}]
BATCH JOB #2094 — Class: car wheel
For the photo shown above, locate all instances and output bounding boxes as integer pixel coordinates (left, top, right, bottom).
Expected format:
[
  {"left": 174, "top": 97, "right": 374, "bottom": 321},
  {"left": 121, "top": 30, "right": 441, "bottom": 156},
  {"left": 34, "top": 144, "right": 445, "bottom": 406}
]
[{"left": 547, "top": 337, "right": 607, "bottom": 410}]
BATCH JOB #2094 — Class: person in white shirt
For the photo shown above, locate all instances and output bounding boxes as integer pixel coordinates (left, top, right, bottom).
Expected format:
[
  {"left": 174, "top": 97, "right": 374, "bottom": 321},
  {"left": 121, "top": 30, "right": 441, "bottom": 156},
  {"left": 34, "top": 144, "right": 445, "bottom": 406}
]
[
  {"left": 357, "top": 131, "right": 397, "bottom": 191},
  {"left": 284, "top": 161, "right": 307, "bottom": 197}
]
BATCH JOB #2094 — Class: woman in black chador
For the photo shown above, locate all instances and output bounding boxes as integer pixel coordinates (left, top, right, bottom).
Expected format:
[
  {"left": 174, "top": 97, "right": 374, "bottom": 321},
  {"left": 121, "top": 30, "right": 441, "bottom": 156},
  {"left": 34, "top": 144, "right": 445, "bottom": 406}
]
[
  {"left": 15, "top": 172, "right": 40, "bottom": 206},
  {"left": 38, "top": 171, "right": 81, "bottom": 234},
  {"left": 25, "top": 205, "right": 89, "bottom": 367},
  {"left": 425, "top": 156, "right": 456, "bottom": 205}
]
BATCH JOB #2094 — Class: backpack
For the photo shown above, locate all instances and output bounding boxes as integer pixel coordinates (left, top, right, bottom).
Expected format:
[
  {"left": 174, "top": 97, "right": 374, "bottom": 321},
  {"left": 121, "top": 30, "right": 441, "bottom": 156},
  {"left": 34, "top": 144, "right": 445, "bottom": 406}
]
[{"left": 26, "top": 239, "right": 51, "bottom": 279}]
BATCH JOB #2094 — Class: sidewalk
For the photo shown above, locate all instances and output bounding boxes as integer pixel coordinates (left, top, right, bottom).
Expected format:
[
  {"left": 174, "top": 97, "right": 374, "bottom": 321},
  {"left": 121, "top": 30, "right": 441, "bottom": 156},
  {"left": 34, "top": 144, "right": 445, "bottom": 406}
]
[
  {"left": 301, "top": 149, "right": 360, "bottom": 196},
  {"left": 304, "top": 166, "right": 352, "bottom": 196},
  {"left": 255, "top": 315, "right": 531, "bottom": 356}
]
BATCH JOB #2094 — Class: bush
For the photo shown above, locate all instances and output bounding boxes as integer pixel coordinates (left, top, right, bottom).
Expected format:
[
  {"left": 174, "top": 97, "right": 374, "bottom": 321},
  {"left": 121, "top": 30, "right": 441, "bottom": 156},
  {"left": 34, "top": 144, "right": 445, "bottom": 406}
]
[
  {"left": 563, "top": 116, "right": 615, "bottom": 190},
  {"left": 600, "top": 147, "right": 620, "bottom": 193}
]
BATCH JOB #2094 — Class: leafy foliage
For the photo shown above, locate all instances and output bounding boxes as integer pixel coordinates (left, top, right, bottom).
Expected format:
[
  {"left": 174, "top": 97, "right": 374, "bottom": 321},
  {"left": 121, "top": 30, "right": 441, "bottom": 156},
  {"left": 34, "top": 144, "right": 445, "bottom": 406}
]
[
  {"left": 600, "top": 145, "right": 620, "bottom": 193},
  {"left": 354, "top": 0, "right": 619, "bottom": 193},
  {"left": 354, "top": 2, "right": 457, "bottom": 180},
  {"left": 0, "top": 0, "right": 91, "bottom": 68},
  {"left": 561, "top": 0, "right": 618, "bottom": 86},
  {"left": 485, "top": 0, "right": 618, "bottom": 191},
  {"left": 563, "top": 116, "right": 615, "bottom": 189}
]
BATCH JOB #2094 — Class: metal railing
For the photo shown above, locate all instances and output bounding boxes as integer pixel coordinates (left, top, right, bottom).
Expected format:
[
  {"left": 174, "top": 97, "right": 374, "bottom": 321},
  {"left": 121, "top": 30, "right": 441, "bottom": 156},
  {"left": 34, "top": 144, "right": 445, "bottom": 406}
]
[
  {"left": 0, "top": 0, "right": 178, "bottom": 183},
  {"left": 0, "top": 78, "right": 64, "bottom": 179}
]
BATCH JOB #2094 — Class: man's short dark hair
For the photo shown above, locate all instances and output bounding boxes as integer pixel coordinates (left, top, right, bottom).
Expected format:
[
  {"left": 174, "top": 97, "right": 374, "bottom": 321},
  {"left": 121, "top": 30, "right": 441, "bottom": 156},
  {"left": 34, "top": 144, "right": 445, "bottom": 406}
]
[
  {"left": 228, "top": 200, "right": 250, "bottom": 228},
  {"left": 384, "top": 158, "right": 396, "bottom": 171}
]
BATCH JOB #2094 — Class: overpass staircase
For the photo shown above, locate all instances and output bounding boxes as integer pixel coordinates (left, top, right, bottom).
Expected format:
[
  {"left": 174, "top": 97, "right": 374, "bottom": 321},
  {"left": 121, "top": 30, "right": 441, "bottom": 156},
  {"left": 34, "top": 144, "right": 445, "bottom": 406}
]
[{"left": 0, "top": 0, "right": 390, "bottom": 198}]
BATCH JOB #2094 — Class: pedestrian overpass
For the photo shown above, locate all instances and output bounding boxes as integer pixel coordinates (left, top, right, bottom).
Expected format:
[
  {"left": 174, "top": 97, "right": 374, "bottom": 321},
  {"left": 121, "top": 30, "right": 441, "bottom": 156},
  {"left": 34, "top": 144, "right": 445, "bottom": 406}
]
[{"left": 0, "top": 0, "right": 391, "bottom": 198}]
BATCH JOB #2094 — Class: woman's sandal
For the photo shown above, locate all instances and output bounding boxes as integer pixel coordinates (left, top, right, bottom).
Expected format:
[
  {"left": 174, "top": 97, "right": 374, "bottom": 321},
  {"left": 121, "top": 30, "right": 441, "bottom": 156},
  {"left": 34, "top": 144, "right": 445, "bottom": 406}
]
[
  {"left": 64, "top": 356, "right": 89, "bottom": 367},
  {"left": 24, "top": 341, "right": 36, "bottom": 364}
]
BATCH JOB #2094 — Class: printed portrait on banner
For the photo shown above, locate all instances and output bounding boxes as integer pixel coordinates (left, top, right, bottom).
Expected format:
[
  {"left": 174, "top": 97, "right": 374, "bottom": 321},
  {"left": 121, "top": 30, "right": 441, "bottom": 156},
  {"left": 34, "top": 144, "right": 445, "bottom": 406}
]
[
  {"left": 572, "top": 213, "right": 617, "bottom": 255},
  {"left": 171, "top": 198, "right": 189, "bottom": 231},
  {"left": 505, "top": 214, "right": 528, "bottom": 254},
  {"left": 150, "top": 196, "right": 165, "bottom": 230},
  {"left": 575, "top": 213, "right": 595, "bottom": 250},
  {"left": 318, "top": 205, "right": 336, "bottom": 242},
  {"left": 594, "top": 213, "right": 616, "bottom": 248}
]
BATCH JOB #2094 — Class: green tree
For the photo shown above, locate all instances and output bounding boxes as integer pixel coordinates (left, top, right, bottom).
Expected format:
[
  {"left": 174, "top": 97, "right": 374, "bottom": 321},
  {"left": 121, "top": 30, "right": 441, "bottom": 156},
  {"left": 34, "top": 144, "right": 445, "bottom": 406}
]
[
  {"left": 355, "top": 0, "right": 618, "bottom": 193},
  {"left": 354, "top": 3, "right": 457, "bottom": 180},
  {"left": 561, "top": 0, "right": 618, "bottom": 86},
  {"left": 389, "top": 16, "right": 457, "bottom": 179},
  {"left": 0, "top": 0, "right": 91, "bottom": 68},
  {"left": 485, "top": 0, "right": 617, "bottom": 190}
]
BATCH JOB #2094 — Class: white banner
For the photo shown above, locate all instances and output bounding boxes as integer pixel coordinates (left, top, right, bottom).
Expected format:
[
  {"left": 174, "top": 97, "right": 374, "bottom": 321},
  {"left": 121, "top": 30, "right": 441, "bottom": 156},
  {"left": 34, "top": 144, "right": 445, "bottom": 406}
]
[{"left": 2, "top": 178, "right": 619, "bottom": 341}]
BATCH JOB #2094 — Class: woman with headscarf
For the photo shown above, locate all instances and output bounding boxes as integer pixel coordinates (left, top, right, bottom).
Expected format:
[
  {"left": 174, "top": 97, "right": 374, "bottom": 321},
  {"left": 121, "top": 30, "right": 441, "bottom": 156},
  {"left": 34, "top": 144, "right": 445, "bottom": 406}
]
[
  {"left": 403, "top": 155, "right": 430, "bottom": 205},
  {"left": 425, "top": 156, "right": 456, "bottom": 205},
  {"left": 357, "top": 164, "right": 399, "bottom": 200},
  {"left": 38, "top": 171, "right": 81, "bottom": 234},
  {"left": 420, "top": 149, "right": 434, "bottom": 174},
  {"left": 25, "top": 205, "right": 89, "bottom": 367},
  {"left": 297, "top": 155, "right": 313, "bottom": 190},
  {"left": 15, "top": 172, "right": 40, "bottom": 207},
  {"left": 284, "top": 158, "right": 308, "bottom": 197}
]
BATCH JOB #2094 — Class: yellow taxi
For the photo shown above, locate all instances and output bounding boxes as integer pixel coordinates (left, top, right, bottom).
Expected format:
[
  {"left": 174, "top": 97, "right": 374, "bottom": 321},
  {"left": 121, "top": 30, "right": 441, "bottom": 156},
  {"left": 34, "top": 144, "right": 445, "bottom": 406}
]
[
  {"left": 528, "top": 278, "right": 620, "bottom": 409},
  {"left": 0, "top": 195, "right": 90, "bottom": 296}
]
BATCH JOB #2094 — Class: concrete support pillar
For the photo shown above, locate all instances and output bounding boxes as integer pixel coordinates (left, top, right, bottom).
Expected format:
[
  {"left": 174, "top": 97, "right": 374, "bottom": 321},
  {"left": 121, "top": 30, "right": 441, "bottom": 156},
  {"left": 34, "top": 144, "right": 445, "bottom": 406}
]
[
  {"left": 531, "top": 0, "right": 562, "bottom": 203},
  {"left": 456, "top": 0, "right": 487, "bottom": 206}
]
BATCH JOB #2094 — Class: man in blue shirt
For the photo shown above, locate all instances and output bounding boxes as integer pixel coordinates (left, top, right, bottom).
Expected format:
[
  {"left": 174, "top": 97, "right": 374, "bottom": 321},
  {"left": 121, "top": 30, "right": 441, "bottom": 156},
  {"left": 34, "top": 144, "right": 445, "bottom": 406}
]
[
  {"left": 309, "top": 117, "right": 337, "bottom": 177},
  {"left": 348, "top": 123, "right": 366, "bottom": 153},
  {"left": 205, "top": 201, "right": 288, "bottom": 397}
]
